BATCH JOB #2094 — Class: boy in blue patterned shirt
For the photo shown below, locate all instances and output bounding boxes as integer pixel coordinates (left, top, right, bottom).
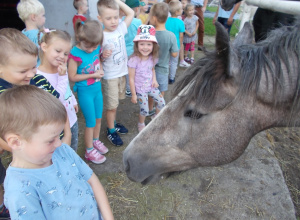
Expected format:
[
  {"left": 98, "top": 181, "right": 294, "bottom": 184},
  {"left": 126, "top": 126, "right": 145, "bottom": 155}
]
[{"left": 0, "top": 85, "right": 114, "bottom": 220}]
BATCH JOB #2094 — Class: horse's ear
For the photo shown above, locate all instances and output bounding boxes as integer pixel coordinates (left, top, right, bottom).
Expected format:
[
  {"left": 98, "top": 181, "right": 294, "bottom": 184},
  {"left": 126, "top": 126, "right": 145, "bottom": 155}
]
[
  {"left": 232, "top": 22, "right": 253, "bottom": 47},
  {"left": 215, "top": 21, "right": 230, "bottom": 75}
]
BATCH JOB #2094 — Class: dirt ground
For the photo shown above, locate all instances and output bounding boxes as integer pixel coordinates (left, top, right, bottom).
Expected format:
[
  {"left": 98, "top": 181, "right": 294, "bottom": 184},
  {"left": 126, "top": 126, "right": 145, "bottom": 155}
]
[{"left": 74, "top": 42, "right": 299, "bottom": 219}]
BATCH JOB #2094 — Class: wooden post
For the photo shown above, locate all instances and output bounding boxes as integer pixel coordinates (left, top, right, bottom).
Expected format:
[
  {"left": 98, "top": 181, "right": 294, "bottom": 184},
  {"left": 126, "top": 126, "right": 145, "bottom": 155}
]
[{"left": 245, "top": 0, "right": 300, "bottom": 15}]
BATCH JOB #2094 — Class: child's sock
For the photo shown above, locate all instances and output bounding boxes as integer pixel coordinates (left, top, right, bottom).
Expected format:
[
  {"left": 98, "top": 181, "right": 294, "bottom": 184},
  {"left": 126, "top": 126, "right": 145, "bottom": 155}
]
[
  {"left": 93, "top": 138, "right": 98, "bottom": 143},
  {"left": 86, "top": 147, "right": 94, "bottom": 153},
  {"left": 109, "top": 127, "right": 116, "bottom": 133}
]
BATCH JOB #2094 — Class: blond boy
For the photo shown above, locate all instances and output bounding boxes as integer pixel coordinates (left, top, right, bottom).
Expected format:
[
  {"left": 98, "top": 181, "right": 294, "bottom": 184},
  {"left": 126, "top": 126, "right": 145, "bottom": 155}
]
[
  {"left": 0, "top": 85, "right": 114, "bottom": 220},
  {"left": 97, "top": 0, "right": 134, "bottom": 146}
]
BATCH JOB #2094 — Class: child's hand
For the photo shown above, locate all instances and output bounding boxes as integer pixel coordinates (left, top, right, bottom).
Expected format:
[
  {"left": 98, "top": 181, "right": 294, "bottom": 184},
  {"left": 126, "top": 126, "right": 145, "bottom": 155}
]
[
  {"left": 102, "top": 49, "right": 112, "bottom": 59},
  {"left": 131, "top": 94, "right": 137, "bottom": 104},
  {"left": 152, "top": 80, "right": 159, "bottom": 88},
  {"left": 74, "top": 105, "right": 78, "bottom": 113},
  {"left": 58, "top": 61, "right": 67, "bottom": 76},
  {"left": 93, "top": 69, "right": 104, "bottom": 79}
]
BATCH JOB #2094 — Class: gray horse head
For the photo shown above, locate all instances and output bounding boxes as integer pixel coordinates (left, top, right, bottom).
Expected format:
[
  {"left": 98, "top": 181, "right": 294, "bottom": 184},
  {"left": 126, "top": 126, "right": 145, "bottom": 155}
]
[{"left": 123, "top": 22, "right": 300, "bottom": 184}]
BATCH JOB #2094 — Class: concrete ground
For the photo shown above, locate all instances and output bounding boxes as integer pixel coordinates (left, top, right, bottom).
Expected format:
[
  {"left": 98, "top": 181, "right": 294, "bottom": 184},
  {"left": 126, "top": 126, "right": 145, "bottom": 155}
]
[{"left": 76, "top": 37, "right": 297, "bottom": 219}]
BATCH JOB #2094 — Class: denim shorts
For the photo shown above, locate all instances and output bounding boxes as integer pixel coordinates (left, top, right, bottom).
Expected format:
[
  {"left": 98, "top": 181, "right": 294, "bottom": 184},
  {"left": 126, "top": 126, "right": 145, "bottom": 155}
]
[{"left": 156, "top": 72, "right": 169, "bottom": 92}]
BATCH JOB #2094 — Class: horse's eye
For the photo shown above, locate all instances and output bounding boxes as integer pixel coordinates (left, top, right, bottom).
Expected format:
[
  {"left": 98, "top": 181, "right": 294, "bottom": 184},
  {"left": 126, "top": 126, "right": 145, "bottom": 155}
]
[{"left": 184, "top": 110, "right": 204, "bottom": 119}]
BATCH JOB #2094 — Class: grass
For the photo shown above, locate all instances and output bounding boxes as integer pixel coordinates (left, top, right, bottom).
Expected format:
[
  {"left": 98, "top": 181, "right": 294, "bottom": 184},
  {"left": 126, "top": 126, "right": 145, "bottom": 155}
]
[{"left": 204, "top": 17, "right": 241, "bottom": 37}]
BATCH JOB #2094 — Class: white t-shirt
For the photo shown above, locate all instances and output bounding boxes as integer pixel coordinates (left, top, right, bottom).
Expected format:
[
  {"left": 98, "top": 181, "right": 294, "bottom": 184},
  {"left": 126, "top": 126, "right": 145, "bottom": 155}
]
[{"left": 102, "top": 21, "right": 128, "bottom": 80}]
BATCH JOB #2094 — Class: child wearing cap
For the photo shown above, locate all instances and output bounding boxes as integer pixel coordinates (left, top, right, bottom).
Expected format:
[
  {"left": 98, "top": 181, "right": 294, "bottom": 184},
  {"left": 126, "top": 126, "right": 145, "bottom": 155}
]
[{"left": 128, "top": 25, "right": 166, "bottom": 132}]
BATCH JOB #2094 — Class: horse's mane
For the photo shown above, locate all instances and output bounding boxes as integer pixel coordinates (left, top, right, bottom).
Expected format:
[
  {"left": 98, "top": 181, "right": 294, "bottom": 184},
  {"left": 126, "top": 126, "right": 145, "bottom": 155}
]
[{"left": 174, "top": 22, "right": 300, "bottom": 111}]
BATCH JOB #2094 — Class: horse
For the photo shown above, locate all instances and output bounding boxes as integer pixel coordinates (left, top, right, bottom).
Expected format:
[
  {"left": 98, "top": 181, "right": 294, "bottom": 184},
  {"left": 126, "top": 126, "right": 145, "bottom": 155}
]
[
  {"left": 219, "top": 0, "right": 298, "bottom": 42},
  {"left": 123, "top": 21, "right": 300, "bottom": 184}
]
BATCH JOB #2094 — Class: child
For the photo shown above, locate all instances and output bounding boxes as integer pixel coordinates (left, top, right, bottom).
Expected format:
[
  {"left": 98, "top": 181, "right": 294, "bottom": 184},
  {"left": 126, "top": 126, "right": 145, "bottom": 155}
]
[
  {"left": 0, "top": 28, "right": 71, "bottom": 219},
  {"left": 97, "top": 0, "right": 134, "bottom": 146},
  {"left": 183, "top": 3, "right": 199, "bottom": 64},
  {"left": 0, "top": 85, "right": 114, "bottom": 220},
  {"left": 68, "top": 20, "right": 109, "bottom": 164},
  {"left": 17, "top": 0, "right": 46, "bottom": 66},
  {"left": 180, "top": 0, "right": 190, "bottom": 20},
  {"left": 213, "top": 2, "right": 241, "bottom": 34},
  {"left": 37, "top": 29, "right": 79, "bottom": 152},
  {"left": 166, "top": 0, "right": 186, "bottom": 83},
  {"left": 72, "top": 0, "right": 88, "bottom": 31},
  {"left": 128, "top": 25, "right": 166, "bottom": 132},
  {"left": 149, "top": 2, "right": 178, "bottom": 96},
  {"left": 137, "top": 0, "right": 149, "bottom": 24}
]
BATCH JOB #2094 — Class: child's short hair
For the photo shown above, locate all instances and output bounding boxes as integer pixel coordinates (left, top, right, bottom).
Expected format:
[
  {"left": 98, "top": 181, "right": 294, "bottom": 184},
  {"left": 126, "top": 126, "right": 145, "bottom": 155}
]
[
  {"left": 169, "top": 0, "right": 181, "bottom": 15},
  {"left": 74, "top": 20, "right": 103, "bottom": 45},
  {"left": 73, "top": 0, "right": 84, "bottom": 10},
  {"left": 0, "top": 28, "right": 38, "bottom": 66},
  {"left": 17, "top": 0, "right": 45, "bottom": 22},
  {"left": 97, "top": 0, "right": 119, "bottom": 15},
  {"left": 184, "top": 3, "right": 194, "bottom": 14},
  {"left": 38, "top": 29, "right": 72, "bottom": 61},
  {"left": 0, "top": 85, "right": 67, "bottom": 141},
  {"left": 150, "top": 2, "right": 169, "bottom": 23}
]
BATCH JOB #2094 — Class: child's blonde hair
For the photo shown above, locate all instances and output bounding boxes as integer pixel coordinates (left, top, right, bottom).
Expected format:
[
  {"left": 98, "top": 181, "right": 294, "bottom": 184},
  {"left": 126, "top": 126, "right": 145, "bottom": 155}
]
[
  {"left": 169, "top": 0, "right": 181, "bottom": 16},
  {"left": 17, "top": 0, "right": 45, "bottom": 22},
  {"left": 184, "top": 3, "right": 195, "bottom": 14},
  {"left": 38, "top": 29, "right": 72, "bottom": 61},
  {"left": 74, "top": 20, "right": 103, "bottom": 46},
  {"left": 97, "top": 0, "right": 119, "bottom": 15},
  {"left": 0, "top": 85, "right": 67, "bottom": 141},
  {"left": 150, "top": 2, "right": 169, "bottom": 23},
  {"left": 0, "top": 28, "right": 38, "bottom": 65}
]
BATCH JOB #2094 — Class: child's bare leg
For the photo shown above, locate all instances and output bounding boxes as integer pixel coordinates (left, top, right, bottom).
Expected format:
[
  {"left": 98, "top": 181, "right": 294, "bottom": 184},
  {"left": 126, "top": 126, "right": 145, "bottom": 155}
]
[
  {"left": 85, "top": 127, "right": 94, "bottom": 148},
  {"left": 93, "top": 118, "right": 102, "bottom": 139},
  {"left": 148, "top": 97, "right": 154, "bottom": 112},
  {"left": 179, "top": 44, "right": 184, "bottom": 62},
  {"left": 106, "top": 109, "right": 117, "bottom": 129},
  {"left": 191, "top": 50, "right": 195, "bottom": 59},
  {"left": 139, "top": 114, "right": 146, "bottom": 124}
]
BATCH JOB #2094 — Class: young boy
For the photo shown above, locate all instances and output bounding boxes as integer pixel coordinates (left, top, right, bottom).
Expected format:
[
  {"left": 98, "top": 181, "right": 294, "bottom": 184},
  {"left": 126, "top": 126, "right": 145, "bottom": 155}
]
[
  {"left": 0, "top": 28, "right": 71, "bottom": 219},
  {"left": 72, "top": 0, "right": 88, "bottom": 31},
  {"left": 0, "top": 85, "right": 114, "bottom": 220},
  {"left": 166, "top": 0, "right": 186, "bottom": 84},
  {"left": 149, "top": 2, "right": 178, "bottom": 96},
  {"left": 17, "top": 0, "right": 46, "bottom": 66},
  {"left": 97, "top": 0, "right": 134, "bottom": 146}
]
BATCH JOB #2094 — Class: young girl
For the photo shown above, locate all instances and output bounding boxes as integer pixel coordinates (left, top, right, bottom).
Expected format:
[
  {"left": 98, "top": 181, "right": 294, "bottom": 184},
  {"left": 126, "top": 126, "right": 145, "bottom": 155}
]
[
  {"left": 128, "top": 25, "right": 166, "bottom": 132},
  {"left": 137, "top": 0, "right": 149, "bottom": 25},
  {"left": 68, "top": 20, "right": 108, "bottom": 164},
  {"left": 183, "top": 3, "right": 199, "bottom": 64},
  {"left": 37, "top": 29, "right": 79, "bottom": 151}
]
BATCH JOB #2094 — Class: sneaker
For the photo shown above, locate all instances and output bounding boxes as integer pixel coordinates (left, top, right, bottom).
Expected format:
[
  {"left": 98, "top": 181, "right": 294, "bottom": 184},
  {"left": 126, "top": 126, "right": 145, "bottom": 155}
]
[
  {"left": 190, "top": 58, "right": 194, "bottom": 64},
  {"left": 125, "top": 90, "right": 132, "bottom": 97},
  {"left": 169, "top": 78, "right": 175, "bottom": 84},
  {"left": 179, "top": 60, "right": 190, "bottom": 67},
  {"left": 184, "top": 57, "right": 191, "bottom": 63},
  {"left": 85, "top": 148, "right": 106, "bottom": 164},
  {"left": 115, "top": 123, "right": 128, "bottom": 134},
  {"left": 198, "top": 46, "right": 207, "bottom": 52},
  {"left": 0, "top": 205, "right": 10, "bottom": 219},
  {"left": 147, "top": 107, "right": 156, "bottom": 116},
  {"left": 93, "top": 140, "right": 109, "bottom": 154},
  {"left": 138, "top": 123, "right": 146, "bottom": 132},
  {"left": 107, "top": 129, "right": 123, "bottom": 146}
]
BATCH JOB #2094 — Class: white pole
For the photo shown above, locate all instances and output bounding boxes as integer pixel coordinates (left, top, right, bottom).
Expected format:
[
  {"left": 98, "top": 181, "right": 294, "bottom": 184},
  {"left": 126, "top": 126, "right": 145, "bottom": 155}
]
[{"left": 245, "top": 0, "right": 300, "bottom": 15}]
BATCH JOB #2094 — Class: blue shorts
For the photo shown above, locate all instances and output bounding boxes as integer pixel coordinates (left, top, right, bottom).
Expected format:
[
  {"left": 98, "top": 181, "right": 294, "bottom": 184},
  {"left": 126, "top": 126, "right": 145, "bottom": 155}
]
[
  {"left": 156, "top": 72, "right": 169, "bottom": 92},
  {"left": 76, "top": 82, "right": 103, "bottom": 127}
]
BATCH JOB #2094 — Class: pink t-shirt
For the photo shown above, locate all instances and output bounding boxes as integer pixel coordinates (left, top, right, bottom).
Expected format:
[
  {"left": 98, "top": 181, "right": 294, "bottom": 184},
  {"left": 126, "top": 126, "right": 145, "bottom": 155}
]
[
  {"left": 37, "top": 69, "right": 78, "bottom": 127},
  {"left": 127, "top": 55, "right": 158, "bottom": 93}
]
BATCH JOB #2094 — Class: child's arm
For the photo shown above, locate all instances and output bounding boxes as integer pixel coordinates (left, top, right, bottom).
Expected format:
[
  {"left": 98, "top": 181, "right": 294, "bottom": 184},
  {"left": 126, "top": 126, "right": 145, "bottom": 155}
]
[
  {"left": 193, "top": 20, "right": 199, "bottom": 36},
  {"left": 171, "top": 51, "right": 178, "bottom": 58},
  {"left": 68, "top": 58, "right": 103, "bottom": 82},
  {"left": 152, "top": 68, "right": 159, "bottom": 88},
  {"left": 228, "top": 2, "right": 241, "bottom": 25},
  {"left": 0, "top": 137, "right": 11, "bottom": 152},
  {"left": 128, "top": 67, "right": 137, "bottom": 104},
  {"left": 88, "top": 173, "right": 114, "bottom": 220},
  {"left": 116, "top": 0, "right": 134, "bottom": 28}
]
